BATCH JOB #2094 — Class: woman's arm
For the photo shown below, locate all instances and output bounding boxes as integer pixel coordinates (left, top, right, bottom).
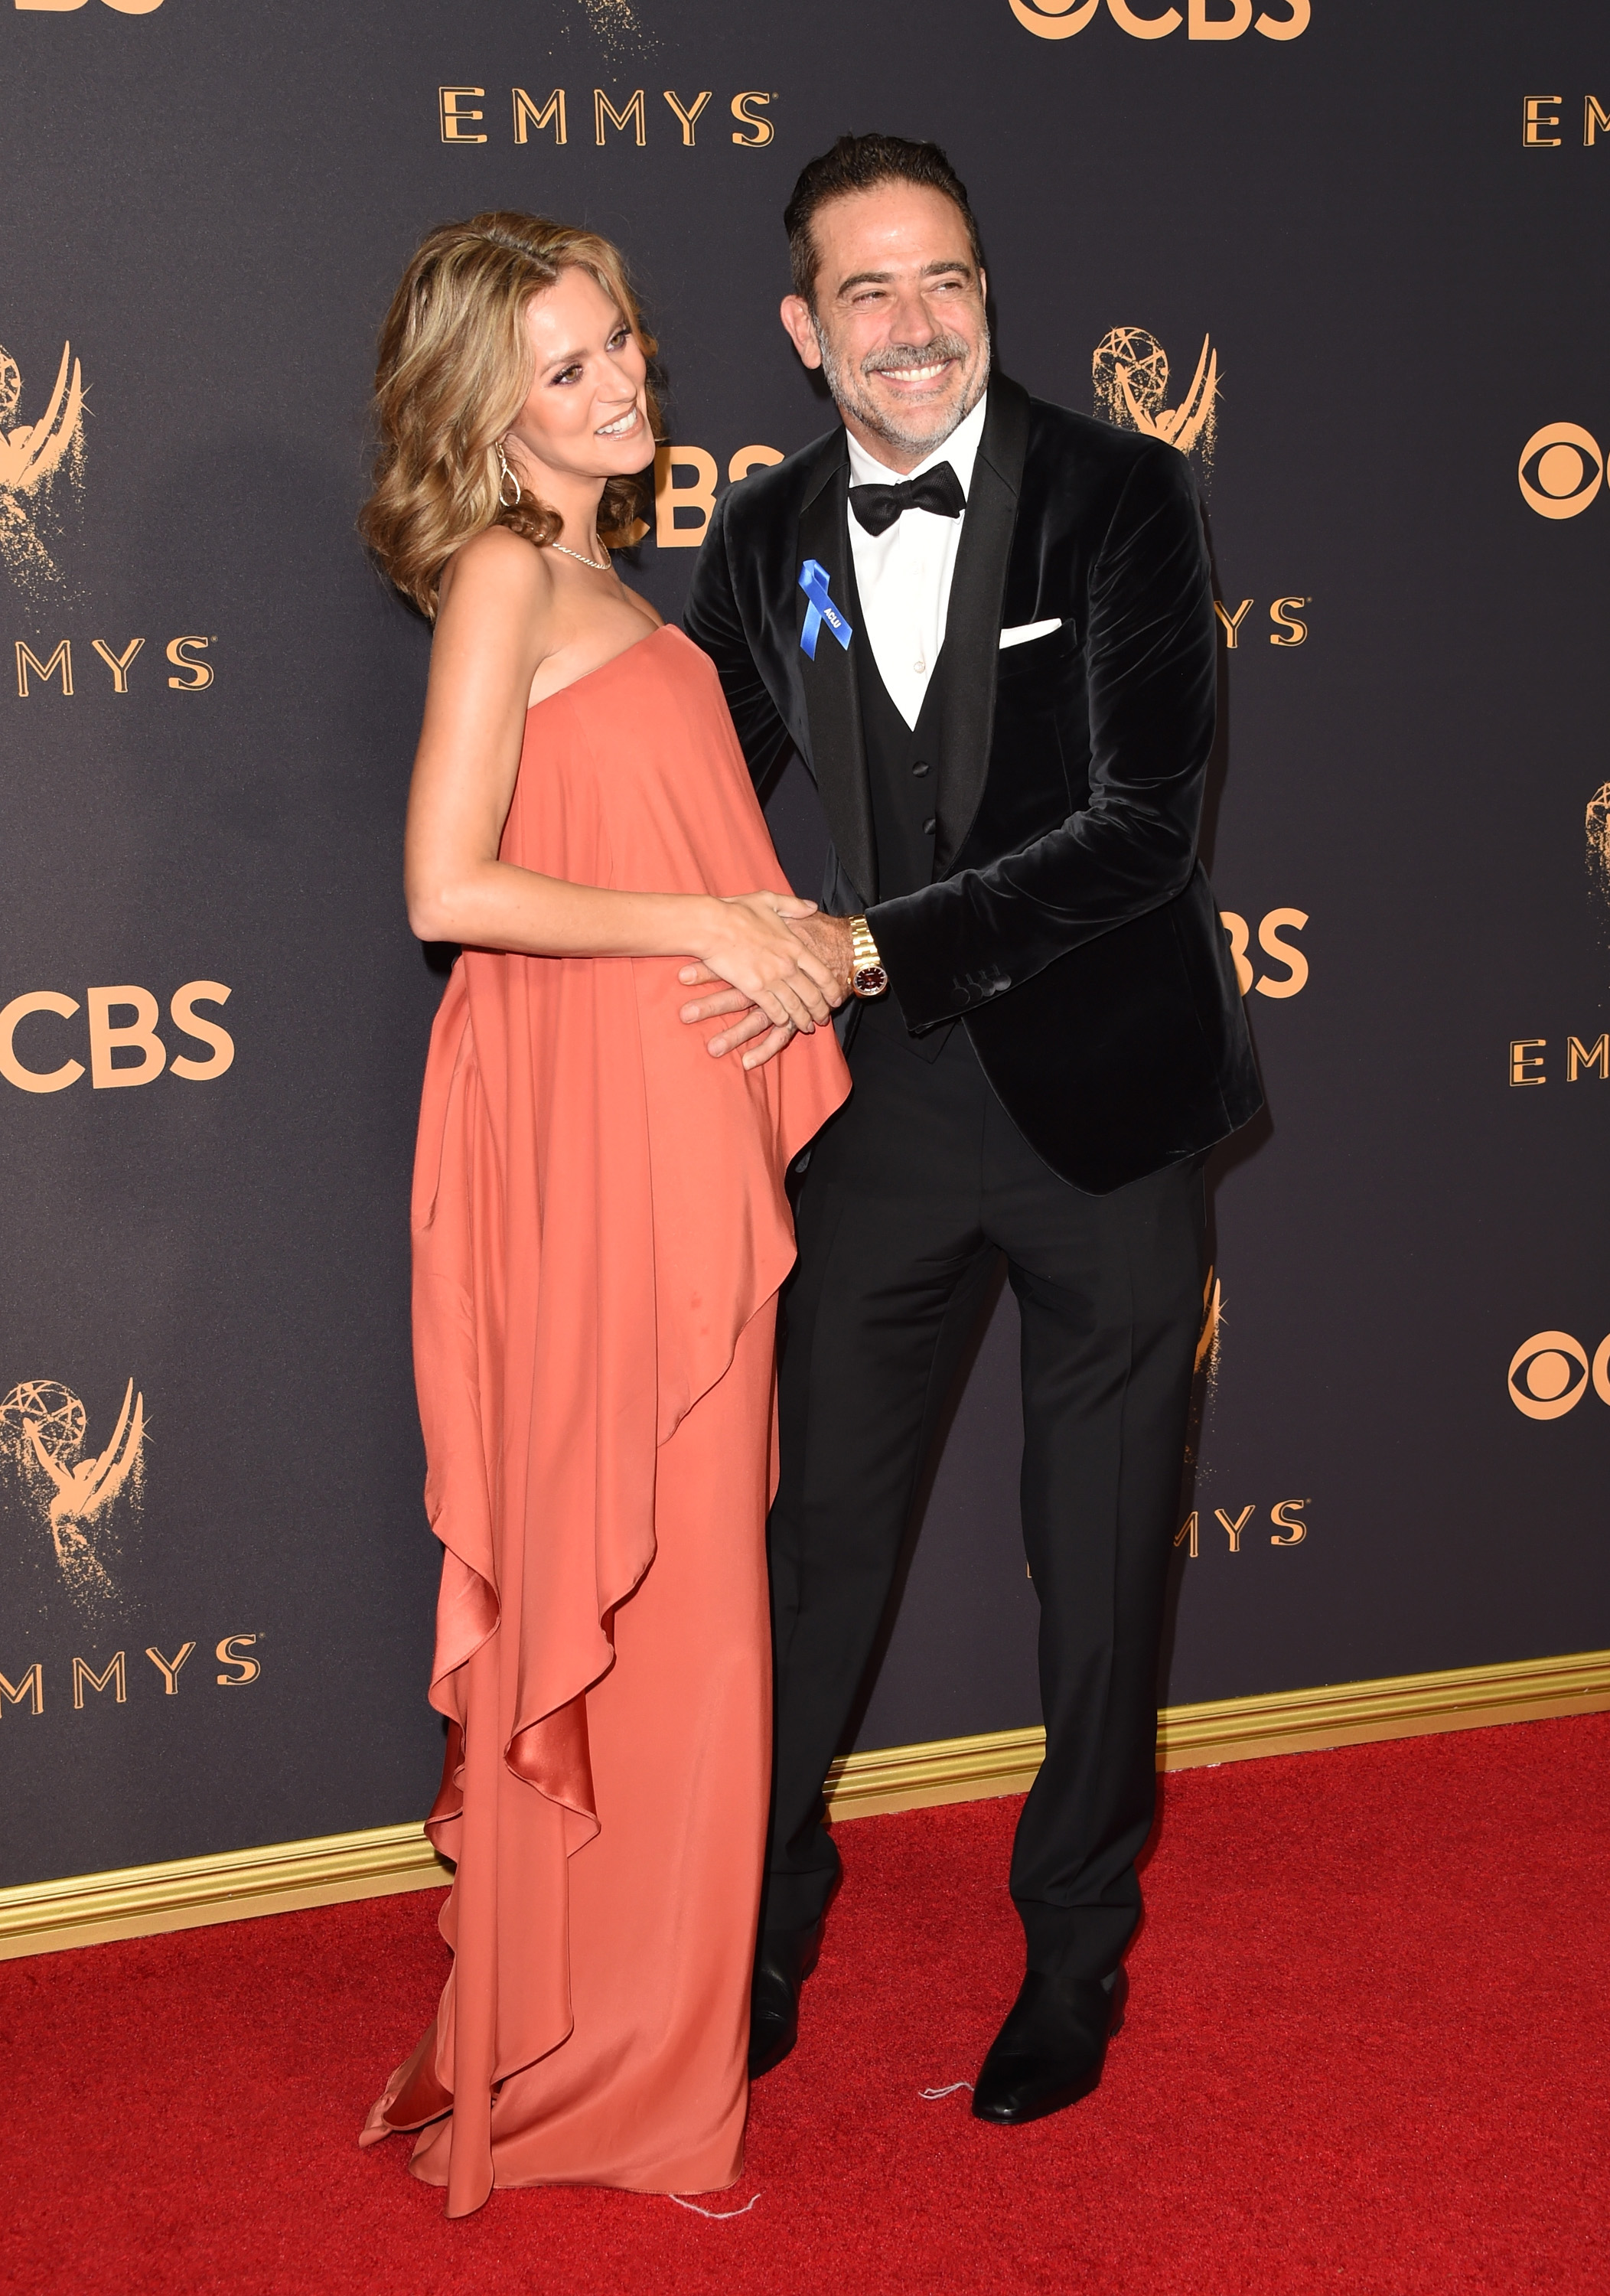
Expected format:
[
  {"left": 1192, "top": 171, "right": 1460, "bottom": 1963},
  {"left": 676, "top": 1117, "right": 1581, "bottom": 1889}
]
[{"left": 403, "top": 530, "right": 842, "bottom": 1034}]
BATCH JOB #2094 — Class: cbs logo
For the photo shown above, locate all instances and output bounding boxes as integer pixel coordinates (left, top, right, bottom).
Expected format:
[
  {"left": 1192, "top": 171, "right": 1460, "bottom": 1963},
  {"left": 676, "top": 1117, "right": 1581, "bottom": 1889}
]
[
  {"left": 1507, "top": 1331, "right": 1610, "bottom": 1420},
  {"left": 1517, "top": 424, "right": 1604, "bottom": 520},
  {"left": 0, "top": 981, "right": 233, "bottom": 1094},
  {"left": 1009, "top": 0, "right": 1308, "bottom": 40},
  {"left": 648, "top": 443, "right": 783, "bottom": 549},
  {"left": 1219, "top": 908, "right": 1309, "bottom": 999}
]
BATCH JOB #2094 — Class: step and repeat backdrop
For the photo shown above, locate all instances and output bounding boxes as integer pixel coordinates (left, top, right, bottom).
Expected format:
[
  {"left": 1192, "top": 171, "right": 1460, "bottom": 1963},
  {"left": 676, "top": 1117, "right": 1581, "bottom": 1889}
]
[{"left": 2, "top": 0, "right": 1605, "bottom": 1890}]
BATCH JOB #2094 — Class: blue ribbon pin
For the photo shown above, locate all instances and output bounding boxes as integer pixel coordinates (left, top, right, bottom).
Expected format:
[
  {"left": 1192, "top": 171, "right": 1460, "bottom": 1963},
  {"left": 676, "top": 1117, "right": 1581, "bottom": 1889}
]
[{"left": 798, "top": 558, "right": 854, "bottom": 660}]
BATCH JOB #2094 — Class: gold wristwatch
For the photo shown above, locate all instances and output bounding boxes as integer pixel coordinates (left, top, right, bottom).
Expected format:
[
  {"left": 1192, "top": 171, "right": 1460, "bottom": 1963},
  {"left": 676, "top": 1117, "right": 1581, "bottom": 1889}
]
[{"left": 848, "top": 915, "right": 889, "bottom": 1000}]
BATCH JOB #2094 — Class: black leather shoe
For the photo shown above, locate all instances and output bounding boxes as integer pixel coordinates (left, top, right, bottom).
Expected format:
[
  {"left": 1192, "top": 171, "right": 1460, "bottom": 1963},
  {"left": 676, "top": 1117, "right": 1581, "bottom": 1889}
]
[
  {"left": 748, "top": 1919, "right": 823, "bottom": 2079},
  {"left": 970, "top": 1965, "right": 1128, "bottom": 2125}
]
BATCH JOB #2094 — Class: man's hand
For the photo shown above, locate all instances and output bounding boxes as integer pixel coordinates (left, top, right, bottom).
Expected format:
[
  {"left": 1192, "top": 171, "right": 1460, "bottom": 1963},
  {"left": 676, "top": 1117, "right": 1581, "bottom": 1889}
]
[
  {"left": 679, "top": 912, "right": 855, "bottom": 1069},
  {"left": 678, "top": 970, "right": 800, "bottom": 1067},
  {"left": 676, "top": 970, "right": 812, "bottom": 1070},
  {"left": 781, "top": 911, "right": 856, "bottom": 988}
]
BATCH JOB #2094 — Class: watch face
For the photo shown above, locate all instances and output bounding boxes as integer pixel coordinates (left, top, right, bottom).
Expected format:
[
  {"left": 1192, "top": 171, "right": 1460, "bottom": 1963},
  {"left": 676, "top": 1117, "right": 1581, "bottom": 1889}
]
[{"left": 852, "top": 963, "right": 890, "bottom": 999}]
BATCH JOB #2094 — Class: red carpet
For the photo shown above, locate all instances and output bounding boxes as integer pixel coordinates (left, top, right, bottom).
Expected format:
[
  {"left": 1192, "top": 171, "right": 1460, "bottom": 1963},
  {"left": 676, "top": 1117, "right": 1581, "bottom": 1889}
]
[{"left": 7, "top": 1714, "right": 1608, "bottom": 2294}]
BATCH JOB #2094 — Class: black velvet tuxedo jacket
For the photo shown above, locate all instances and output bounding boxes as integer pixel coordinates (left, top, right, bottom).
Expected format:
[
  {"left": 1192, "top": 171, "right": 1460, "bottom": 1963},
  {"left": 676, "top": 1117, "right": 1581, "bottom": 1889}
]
[{"left": 683, "top": 376, "right": 1262, "bottom": 1194}]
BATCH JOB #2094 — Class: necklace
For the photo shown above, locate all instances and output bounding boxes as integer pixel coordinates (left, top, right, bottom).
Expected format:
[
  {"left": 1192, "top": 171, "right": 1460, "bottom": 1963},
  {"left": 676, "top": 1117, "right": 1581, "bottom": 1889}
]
[{"left": 549, "top": 537, "right": 611, "bottom": 571}]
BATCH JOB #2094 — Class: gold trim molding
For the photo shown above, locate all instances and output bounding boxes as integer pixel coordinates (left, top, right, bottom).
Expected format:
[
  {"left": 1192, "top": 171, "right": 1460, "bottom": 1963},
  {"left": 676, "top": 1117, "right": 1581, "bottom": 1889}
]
[
  {"left": 0, "top": 1820, "right": 453, "bottom": 1963},
  {"left": 4, "top": 1648, "right": 1606, "bottom": 1961},
  {"left": 823, "top": 1646, "right": 1610, "bottom": 1818}
]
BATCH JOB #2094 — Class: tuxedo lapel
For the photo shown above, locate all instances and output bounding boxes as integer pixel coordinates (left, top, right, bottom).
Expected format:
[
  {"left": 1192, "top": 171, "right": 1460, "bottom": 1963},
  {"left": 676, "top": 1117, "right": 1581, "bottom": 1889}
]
[
  {"left": 932, "top": 378, "right": 1029, "bottom": 877},
  {"left": 797, "top": 449, "right": 877, "bottom": 905}
]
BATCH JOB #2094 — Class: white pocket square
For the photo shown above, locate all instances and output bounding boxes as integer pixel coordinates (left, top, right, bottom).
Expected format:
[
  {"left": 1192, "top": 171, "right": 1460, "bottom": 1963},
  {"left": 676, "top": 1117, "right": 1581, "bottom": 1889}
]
[{"left": 999, "top": 618, "right": 1063, "bottom": 650}]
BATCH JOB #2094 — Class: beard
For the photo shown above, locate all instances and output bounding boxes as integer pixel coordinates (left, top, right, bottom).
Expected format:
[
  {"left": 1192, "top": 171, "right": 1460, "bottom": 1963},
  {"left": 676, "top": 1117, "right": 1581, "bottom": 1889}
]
[{"left": 814, "top": 321, "right": 991, "bottom": 456}]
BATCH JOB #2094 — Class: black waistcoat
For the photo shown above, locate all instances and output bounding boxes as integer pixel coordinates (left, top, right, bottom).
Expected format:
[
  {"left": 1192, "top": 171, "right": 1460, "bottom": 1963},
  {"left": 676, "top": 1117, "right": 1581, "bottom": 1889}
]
[
  {"left": 859, "top": 638, "right": 942, "bottom": 901},
  {"left": 852, "top": 583, "right": 956, "bottom": 1062}
]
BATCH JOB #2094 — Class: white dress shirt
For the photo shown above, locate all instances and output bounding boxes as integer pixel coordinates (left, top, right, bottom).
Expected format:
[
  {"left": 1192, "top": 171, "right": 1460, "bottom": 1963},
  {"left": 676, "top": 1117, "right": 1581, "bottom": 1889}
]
[{"left": 844, "top": 392, "right": 988, "bottom": 732}]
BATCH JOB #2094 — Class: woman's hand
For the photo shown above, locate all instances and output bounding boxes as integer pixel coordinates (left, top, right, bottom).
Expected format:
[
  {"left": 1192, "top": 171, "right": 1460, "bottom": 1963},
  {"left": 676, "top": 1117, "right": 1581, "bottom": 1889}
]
[{"left": 692, "top": 893, "right": 846, "bottom": 1035}]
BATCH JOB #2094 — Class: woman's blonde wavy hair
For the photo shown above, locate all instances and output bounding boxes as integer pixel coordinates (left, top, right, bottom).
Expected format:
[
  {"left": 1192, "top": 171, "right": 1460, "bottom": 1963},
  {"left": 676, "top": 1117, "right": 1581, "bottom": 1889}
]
[{"left": 360, "top": 210, "right": 661, "bottom": 618}]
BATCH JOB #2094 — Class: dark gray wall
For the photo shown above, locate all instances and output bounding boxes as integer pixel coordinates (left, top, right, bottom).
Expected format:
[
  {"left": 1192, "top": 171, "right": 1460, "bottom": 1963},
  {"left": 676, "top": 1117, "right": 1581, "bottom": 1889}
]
[{"left": 2, "top": 0, "right": 1605, "bottom": 1888}]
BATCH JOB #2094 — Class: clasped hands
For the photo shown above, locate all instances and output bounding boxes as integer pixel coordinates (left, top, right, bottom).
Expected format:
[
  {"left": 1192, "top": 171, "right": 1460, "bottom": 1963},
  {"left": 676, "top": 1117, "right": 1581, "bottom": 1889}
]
[{"left": 677, "top": 895, "right": 856, "bottom": 1070}]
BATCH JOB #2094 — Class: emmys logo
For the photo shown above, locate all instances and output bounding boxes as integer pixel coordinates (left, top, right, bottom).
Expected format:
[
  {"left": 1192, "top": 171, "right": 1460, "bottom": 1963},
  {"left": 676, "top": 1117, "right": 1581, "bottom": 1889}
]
[
  {"left": 438, "top": 86, "right": 775, "bottom": 149},
  {"left": 1174, "top": 1268, "right": 1310, "bottom": 1560},
  {"left": 1523, "top": 96, "right": 1610, "bottom": 150},
  {"left": 1094, "top": 328, "right": 1219, "bottom": 475},
  {"left": 0, "top": 1379, "right": 144, "bottom": 1613},
  {"left": 1588, "top": 785, "right": 1610, "bottom": 914},
  {"left": 0, "top": 336, "right": 85, "bottom": 598},
  {"left": 0, "top": 1635, "right": 261, "bottom": 1719},
  {"left": 1517, "top": 424, "right": 1603, "bottom": 520},
  {"left": 1214, "top": 596, "right": 1310, "bottom": 650},
  {"left": 1175, "top": 1500, "right": 1310, "bottom": 1556},
  {"left": 6, "top": 634, "right": 217, "bottom": 696},
  {"left": 1507, "top": 1333, "right": 1610, "bottom": 1420},
  {"left": 1196, "top": 1267, "right": 1222, "bottom": 1378},
  {"left": 1507, "top": 1035, "right": 1608, "bottom": 1088},
  {"left": 1010, "top": 0, "right": 1308, "bottom": 43}
]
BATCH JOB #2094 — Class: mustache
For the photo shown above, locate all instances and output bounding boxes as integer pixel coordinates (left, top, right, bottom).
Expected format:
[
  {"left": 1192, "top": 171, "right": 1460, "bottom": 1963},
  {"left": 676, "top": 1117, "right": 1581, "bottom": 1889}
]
[{"left": 860, "top": 335, "right": 972, "bottom": 378}]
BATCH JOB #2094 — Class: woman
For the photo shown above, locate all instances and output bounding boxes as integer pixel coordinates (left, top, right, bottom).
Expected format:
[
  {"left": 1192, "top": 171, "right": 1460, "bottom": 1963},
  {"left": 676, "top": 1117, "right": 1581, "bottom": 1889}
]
[{"left": 356, "top": 213, "right": 849, "bottom": 2217}]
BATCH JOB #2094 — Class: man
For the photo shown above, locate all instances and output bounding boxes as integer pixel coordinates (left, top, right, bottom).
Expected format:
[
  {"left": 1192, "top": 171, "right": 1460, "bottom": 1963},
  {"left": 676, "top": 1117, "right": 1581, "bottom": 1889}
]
[{"left": 682, "top": 134, "right": 1260, "bottom": 2125}]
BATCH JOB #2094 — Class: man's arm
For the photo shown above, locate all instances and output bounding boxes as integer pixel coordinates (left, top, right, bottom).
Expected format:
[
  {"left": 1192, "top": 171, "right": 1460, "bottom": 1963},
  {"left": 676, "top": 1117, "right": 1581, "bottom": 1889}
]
[
  {"left": 680, "top": 487, "right": 851, "bottom": 1061},
  {"left": 683, "top": 491, "right": 798, "bottom": 794},
  {"left": 866, "top": 442, "right": 1217, "bottom": 1031}
]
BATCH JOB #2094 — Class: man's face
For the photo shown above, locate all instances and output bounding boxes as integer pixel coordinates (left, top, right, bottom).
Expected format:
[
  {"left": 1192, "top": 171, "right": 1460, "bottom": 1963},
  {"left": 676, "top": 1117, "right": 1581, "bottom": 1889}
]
[{"left": 781, "top": 182, "right": 990, "bottom": 470}]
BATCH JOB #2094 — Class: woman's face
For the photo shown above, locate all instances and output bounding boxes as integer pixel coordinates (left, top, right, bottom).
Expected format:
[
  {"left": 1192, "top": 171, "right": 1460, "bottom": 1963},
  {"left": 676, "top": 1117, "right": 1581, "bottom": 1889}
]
[{"left": 504, "top": 267, "right": 650, "bottom": 487}]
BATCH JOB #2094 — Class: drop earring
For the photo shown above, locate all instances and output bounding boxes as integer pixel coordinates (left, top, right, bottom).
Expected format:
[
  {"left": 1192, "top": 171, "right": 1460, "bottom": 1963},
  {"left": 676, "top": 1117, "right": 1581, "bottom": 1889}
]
[{"left": 497, "top": 440, "right": 523, "bottom": 509}]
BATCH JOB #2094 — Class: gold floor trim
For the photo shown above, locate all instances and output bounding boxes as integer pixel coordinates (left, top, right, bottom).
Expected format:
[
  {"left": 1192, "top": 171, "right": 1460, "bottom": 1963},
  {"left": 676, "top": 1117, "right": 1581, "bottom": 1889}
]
[
  {"left": 823, "top": 1646, "right": 1610, "bottom": 1818},
  {"left": 5, "top": 1648, "right": 1607, "bottom": 1960},
  {"left": 0, "top": 1820, "right": 453, "bottom": 1962}
]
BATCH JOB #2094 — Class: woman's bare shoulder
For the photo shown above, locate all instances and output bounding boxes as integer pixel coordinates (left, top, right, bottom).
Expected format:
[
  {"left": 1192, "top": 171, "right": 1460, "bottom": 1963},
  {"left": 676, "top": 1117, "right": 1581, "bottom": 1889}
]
[
  {"left": 435, "top": 529, "right": 562, "bottom": 675},
  {"left": 440, "top": 523, "right": 556, "bottom": 608}
]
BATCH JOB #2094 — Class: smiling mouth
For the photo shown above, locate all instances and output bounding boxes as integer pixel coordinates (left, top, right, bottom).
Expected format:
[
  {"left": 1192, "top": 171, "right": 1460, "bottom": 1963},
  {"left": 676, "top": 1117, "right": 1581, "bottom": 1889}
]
[
  {"left": 595, "top": 406, "right": 640, "bottom": 437},
  {"left": 873, "top": 360, "right": 954, "bottom": 387}
]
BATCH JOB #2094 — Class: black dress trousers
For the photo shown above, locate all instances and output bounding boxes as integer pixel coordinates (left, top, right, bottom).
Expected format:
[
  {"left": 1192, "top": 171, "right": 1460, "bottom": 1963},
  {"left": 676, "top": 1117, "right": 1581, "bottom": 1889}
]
[{"left": 763, "top": 1006, "right": 1205, "bottom": 1983}]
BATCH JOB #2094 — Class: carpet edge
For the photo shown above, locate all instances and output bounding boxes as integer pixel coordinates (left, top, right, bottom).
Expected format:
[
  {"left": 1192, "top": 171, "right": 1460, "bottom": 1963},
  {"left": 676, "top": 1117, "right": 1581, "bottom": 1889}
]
[{"left": 5, "top": 1648, "right": 1608, "bottom": 1957}]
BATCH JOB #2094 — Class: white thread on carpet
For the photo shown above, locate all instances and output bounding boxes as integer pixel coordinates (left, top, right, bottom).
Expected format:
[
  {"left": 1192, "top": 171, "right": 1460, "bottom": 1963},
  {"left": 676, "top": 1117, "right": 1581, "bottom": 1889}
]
[
  {"left": 666, "top": 2191, "right": 761, "bottom": 2219},
  {"left": 919, "top": 2081, "right": 975, "bottom": 2099}
]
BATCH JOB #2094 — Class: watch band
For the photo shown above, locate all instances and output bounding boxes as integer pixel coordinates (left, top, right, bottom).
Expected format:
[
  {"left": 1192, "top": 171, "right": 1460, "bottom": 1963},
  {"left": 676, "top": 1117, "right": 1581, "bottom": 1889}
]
[{"left": 848, "top": 915, "right": 890, "bottom": 1000}]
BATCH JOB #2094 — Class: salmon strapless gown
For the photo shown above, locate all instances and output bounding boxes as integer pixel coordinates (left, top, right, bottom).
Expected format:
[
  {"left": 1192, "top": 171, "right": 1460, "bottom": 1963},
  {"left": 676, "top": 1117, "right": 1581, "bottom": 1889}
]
[{"left": 360, "top": 626, "right": 848, "bottom": 2218}]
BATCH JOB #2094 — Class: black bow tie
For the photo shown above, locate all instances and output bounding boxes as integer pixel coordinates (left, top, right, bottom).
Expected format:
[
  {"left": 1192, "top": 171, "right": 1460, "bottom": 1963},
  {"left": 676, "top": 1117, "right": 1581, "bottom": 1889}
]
[{"left": 848, "top": 461, "right": 966, "bottom": 536}]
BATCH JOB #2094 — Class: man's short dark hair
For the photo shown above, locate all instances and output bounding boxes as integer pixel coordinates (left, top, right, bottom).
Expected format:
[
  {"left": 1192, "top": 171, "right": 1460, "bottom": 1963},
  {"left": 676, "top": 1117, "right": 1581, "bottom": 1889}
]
[{"left": 784, "top": 133, "right": 985, "bottom": 308}]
